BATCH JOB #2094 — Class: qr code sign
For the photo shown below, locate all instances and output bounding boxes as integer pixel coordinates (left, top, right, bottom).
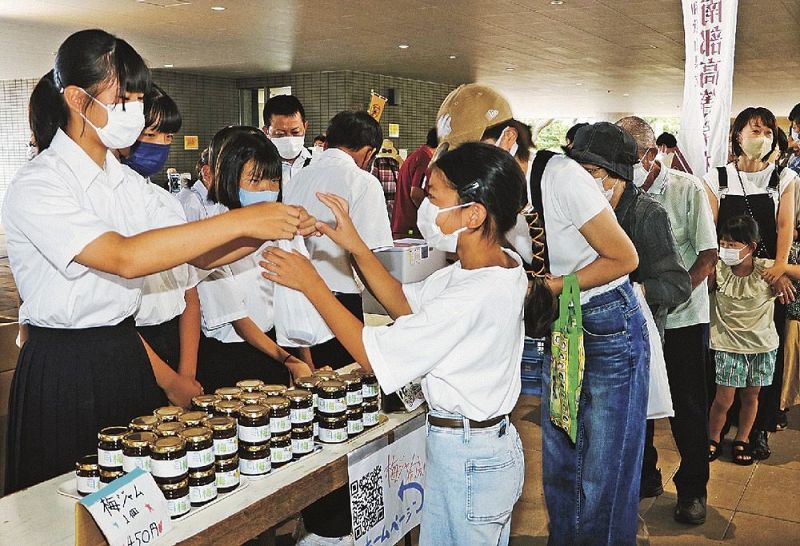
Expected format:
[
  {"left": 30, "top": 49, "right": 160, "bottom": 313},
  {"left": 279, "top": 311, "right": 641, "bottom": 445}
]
[{"left": 351, "top": 465, "right": 385, "bottom": 540}]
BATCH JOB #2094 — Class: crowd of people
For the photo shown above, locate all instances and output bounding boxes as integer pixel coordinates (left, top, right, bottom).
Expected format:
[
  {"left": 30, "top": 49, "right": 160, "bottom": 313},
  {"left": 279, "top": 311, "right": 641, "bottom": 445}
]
[{"left": 3, "top": 27, "right": 800, "bottom": 546}]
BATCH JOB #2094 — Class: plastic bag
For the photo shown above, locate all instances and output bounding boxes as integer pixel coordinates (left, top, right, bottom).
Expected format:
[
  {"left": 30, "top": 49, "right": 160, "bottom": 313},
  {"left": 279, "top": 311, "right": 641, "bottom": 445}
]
[
  {"left": 633, "top": 283, "right": 674, "bottom": 419},
  {"left": 272, "top": 236, "right": 335, "bottom": 347}
]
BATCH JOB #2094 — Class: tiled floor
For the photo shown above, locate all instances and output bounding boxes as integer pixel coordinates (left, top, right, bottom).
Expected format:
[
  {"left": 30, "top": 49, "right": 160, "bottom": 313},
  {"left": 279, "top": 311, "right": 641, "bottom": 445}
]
[
  {"left": 0, "top": 224, "right": 798, "bottom": 544},
  {"left": 508, "top": 396, "right": 800, "bottom": 545}
]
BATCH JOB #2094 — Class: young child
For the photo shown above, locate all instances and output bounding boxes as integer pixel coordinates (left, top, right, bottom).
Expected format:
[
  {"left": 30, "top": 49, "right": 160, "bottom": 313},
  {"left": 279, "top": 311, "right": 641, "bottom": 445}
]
[{"left": 709, "top": 215, "right": 778, "bottom": 465}]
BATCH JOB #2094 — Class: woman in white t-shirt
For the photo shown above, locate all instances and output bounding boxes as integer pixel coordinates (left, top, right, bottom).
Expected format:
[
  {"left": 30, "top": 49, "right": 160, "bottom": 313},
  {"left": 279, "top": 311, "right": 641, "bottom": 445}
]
[
  {"left": 263, "top": 143, "right": 527, "bottom": 545},
  {"left": 702, "top": 107, "right": 799, "bottom": 461}
]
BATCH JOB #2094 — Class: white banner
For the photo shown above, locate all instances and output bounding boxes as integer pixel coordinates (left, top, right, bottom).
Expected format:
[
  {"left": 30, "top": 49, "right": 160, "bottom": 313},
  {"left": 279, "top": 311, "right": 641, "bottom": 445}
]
[
  {"left": 348, "top": 425, "right": 427, "bottom": 546},
  {"left": 678, "top": 0, "right": 738, "bottom": 177}
]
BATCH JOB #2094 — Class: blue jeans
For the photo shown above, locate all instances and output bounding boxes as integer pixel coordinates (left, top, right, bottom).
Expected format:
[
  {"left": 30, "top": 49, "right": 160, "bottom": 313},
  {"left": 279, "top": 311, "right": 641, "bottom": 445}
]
[
  {"left": 542, "top": 281, "right": 649, "bottom": 546},
  {"left": 420, "top": 409, "right": 525, "bottom": 546}
]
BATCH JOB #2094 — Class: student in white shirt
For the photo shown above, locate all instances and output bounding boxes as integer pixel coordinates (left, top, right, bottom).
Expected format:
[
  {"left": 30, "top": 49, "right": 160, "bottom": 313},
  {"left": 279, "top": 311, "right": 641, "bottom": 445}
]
[
  {"left": 187, "top": 126, "right": 313, "bottom": 392},
  {"left": 2, "top": 29, "right": 314, "bottom": 494},
  {"left": 264, "top": 142, "right": 527, "bottom": 545},
  {"left": 263, "top": 94, "right": 313, "bottom": 185},
  {"left": 284, "top": 111, "right": 393, "bottom": 370},
  {"left": 118, "top": 84, "right": 203, "bottom": 398}
]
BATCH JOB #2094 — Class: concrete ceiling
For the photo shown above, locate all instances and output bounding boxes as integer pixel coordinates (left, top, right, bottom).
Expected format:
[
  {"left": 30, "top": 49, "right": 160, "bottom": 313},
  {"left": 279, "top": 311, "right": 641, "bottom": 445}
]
[{"left": 0, "top": 0, "right": 798, "bottom": 118}]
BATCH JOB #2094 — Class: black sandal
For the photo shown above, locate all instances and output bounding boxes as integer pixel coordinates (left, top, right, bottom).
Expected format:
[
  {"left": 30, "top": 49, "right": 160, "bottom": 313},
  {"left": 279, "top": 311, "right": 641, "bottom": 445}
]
[
  {"left": 732, "top": 440, "right": 754, "bottom": 466},
  {"left": 708, "top": 440, "right": 721, "bottom": 462}
]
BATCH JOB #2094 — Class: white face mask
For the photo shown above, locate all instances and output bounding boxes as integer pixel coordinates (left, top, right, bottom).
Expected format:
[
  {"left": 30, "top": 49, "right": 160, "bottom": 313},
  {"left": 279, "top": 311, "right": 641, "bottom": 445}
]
[
  {"left": 657, "top": 151, "right": 674, "bottom": 171},
  {"left": 719, "top": 246, "right": 751, "bottom": 266},
  {"left": 593, "top": 174, "right": 614, "bottom": 201},
  {"left": 633, "top": 149, "right": 658, "bottom": 187},
  {"left": 270, "top": 135, "right": 306, "bottom": 160},
  {"left": 791, "top": 128, "right": 799, "bottom": 141},
  {"left": 312, "top": 145, "right": 324, "bottom": 155},
  {"left": 740, "top": 135, "right": 772, "bottom": 161},
  {"left": 494, "top": 127, "right": 518, "bottom": 158},
  {"left": 416, "top": 198, "right": 473, "bottom": 253},
  {"left": 79, "top": 89, "right": 145, "bottom": 149}
]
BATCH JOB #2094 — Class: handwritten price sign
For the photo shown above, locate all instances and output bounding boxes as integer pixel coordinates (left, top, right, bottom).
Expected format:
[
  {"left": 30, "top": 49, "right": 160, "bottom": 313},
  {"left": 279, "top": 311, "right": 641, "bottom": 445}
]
[
  {"left": 348, "top": 426, "right": 426, "bottom": 546},
  {"left": 78, "top": 468, "right": 172, "bottom": 546}
]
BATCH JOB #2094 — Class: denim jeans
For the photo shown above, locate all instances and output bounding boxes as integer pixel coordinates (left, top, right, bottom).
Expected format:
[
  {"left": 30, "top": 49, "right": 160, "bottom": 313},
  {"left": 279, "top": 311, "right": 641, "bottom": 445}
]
[
  {"left": 542, "top": 281, "right": 649, "bottom": 546},
  {"left": 419, "top": 409, "right": 525, "bottom": 546}
]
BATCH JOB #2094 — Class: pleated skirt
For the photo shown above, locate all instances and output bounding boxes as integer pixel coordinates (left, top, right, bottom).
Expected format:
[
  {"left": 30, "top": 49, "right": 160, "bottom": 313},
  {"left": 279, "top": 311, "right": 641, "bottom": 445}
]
[{"left": 4, "top": 317, "right": 166, "bottom": 494}]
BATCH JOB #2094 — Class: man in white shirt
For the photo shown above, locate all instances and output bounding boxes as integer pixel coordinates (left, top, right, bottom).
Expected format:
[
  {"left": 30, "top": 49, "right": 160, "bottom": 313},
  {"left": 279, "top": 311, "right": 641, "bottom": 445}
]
[
  {"left": 262, "top": 94, "right": 313, "bottom": 186},
  {"left": 283, "top": 110, "right": 393, "bottom": 368}
]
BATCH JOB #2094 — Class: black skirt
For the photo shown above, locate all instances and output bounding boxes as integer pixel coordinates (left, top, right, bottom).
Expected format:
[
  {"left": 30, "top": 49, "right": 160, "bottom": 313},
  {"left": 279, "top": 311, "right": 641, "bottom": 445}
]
[
  {"left": 136, "top": 316, "right": 181, "bottom": 372},
  {"left": 310, "top": 293, "right": 363, "bottom": 370},
  {"left": 196, "top": 330, "right": 290, "bottom": 393},
  {"left": 4, "top": 317, "right": 166, "bottom": 494}
]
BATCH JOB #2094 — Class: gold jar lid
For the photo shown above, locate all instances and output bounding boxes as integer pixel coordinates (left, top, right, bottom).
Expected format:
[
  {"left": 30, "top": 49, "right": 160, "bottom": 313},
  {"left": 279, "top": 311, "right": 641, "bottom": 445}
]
[
  {"left": 286, "top": 388, "right": 312, "bottom": 403},
  {"left": 240, "top": 442, "right": 269, "bottom": 454},
  {"left": 318, "top": 379, "right": 346, "bottom": 394},
  {"left": 214, "top": 387, "right": 242, "bottom": 400},
  {"left": 98, "top": 426, "right": 128, "bottom": 442},
  {"left": 152, "top": 436, "right": 187, "bottom": 455},
  {"left": 214, "top": 399, "right": 243, "bottom": 416},
  {"left": 189, "top": 466, "right": 215, "bottom": 479},
  {"left": 203, "top": 416, "right": 236, "bottom": 431},
  {"left": 271, "top": 431, "right": 291, "bottom": 442},
  {"left": 76, "top": 454, "right": 98, "bottom": 472},
  {"left": 292, "top": 422, "right": 313, "bottom": 434},
  {"left": 159, "top": 477, "right": 189, "bottom": 491},
  {"left": 156, "top": 421, "right": 186, "bottom": 437},
  {"left": 358, "top": 370, "right": 377, "bottom": 381},
  {"left": 320, "top": 413, "right": 347, "bottom": 425},
  {"left": 215, "top": 454, "right": 239, "bottom": 467},
  {"left": 100, "top": 468, "right": 124, "bottom": 480},
  {"left": 236, "top": 379, "right": 264, "bottom": 392},
  {"left": 238, "top": 392, "right": 265, "bottom": 405},
  {"left": 178, "top": 411, "right": 208, "bottom": 427},
  {"left": 312, "top": 370, "right": 337, "bottom": 380},
  {"left": 153, "top": 406, "right": 184, "bottom": 421},
  {"left": 129, "top": 415, "right": 159, "bottom": 431},
  {"left": 179, "top": 426, "right": 213, "bottom": 444},
  {"left": 192, "top": 394, "right": 219, "bottom": 408},
  {"left": 261, "top": 395, "right": 290, "bottom": 411},
  {"left": 239, "top": 404, "right": 268, "bottom": 419},
  {"left": 259, "top": 384, "right": 287, "bottom": 396},
  {"left": 346, "top": 406, "right": 363, "bottom": 417},
  {"left": 123, "top": 431, "right": 157, "bottom": 449},
  {"left": 294, "top": 376, "right": 320, "bottom": 390},
  {"left": 338, "top": 373, "right": 362, "bottom": 387}
]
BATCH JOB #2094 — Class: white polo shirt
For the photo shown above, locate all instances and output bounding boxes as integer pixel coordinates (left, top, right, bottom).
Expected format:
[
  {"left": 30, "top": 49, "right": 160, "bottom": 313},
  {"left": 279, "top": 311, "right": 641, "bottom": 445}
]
[
  {"left": 2, "top": 129, "right": 184, "bottom": 328},
  {"left": 281, "top": 146, "right": 312, "bottom": 187},
  {"left": 283, "top": 148, "right": 393, "bottom": 294},
  {"left": 363, "top": 249, "right": 526, "bottom": 421}
]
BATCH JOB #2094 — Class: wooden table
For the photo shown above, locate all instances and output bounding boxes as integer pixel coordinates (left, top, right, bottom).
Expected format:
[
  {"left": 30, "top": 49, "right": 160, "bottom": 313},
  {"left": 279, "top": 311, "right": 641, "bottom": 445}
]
[{"left": 0, "top": 407, "right": 426, "bottom": 545}]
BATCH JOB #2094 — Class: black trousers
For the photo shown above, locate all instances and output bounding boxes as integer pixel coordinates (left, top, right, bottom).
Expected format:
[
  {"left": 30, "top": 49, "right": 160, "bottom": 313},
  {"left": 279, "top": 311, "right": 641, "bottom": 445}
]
[
  {"left": 754, "top": 302, "right": 786, "bottom": 431},
  {"left": 642, "top": 324, "right": 709, "bottom": 499},
  {"left": 310, "top": 293, "right": 363, "bottom": 370}
]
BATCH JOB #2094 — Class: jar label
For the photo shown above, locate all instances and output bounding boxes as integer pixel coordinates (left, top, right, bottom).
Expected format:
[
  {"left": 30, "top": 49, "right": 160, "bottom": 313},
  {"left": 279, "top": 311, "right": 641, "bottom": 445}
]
[
  {"left": 216, "top": 468, "right": 240, "bottom": 489},
  {"left": 97, "top": 448, "right": 123, "bottom": 468},
  {"left": 290, "top": 407, "right": 314, "bottom": 424},
  {"left": 151, "top": 455, "right": 189, "bottom": 479},
  {"left": 363, "top": 411, "right": 380, "bottom": 427},
  {"left": 238, "top": 424, "right": 271, "bottom": 443},
  {"left": 123, "top": 455, "right": 151, "bottom": 473},
  {"left": 348, "top": 419, "right": 364, "bottom": 436},
  {"left": 189, "top": 482, "right": 217, "bottom": 504},
  {"left": 76, "top": 476, "right": 100, "bottom": 495},
  {"left": 291, "top": 437, "right": 314, "bottom": 454},
  {"left": 271, "top": 445, "right": 293, "bottom": 464},
  {"left": 166, "top": 495, "right": 190, "bottom": 518},
  {"left": 187, "top": 447, "right": 215, "bottom": 469},
  {"left": 213, "top": 436, "right": 238, "bottom": 457},
  {"left": 363, "top": 384, "right": 380, "bottom": 398},
  {"left": 346, "top": 391, "right": 363, "bottom": 406},
  {"left": 313, "top": 421, "right": 319, "bottom": 438},
  {"left": 312, "top": 393, "right": 318, "bottom": 409},
  {"left": 240, "top": 456, "right": 271, "bottom": 475},
  {"left": 270, "top": 416, "right": 291, "bottom": 434},
  {"left": 319, "top": 426, "right": 348, "bottom": 443},
  {"left": 318, "top": 397, "right": 346, "bottom": 414}
]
